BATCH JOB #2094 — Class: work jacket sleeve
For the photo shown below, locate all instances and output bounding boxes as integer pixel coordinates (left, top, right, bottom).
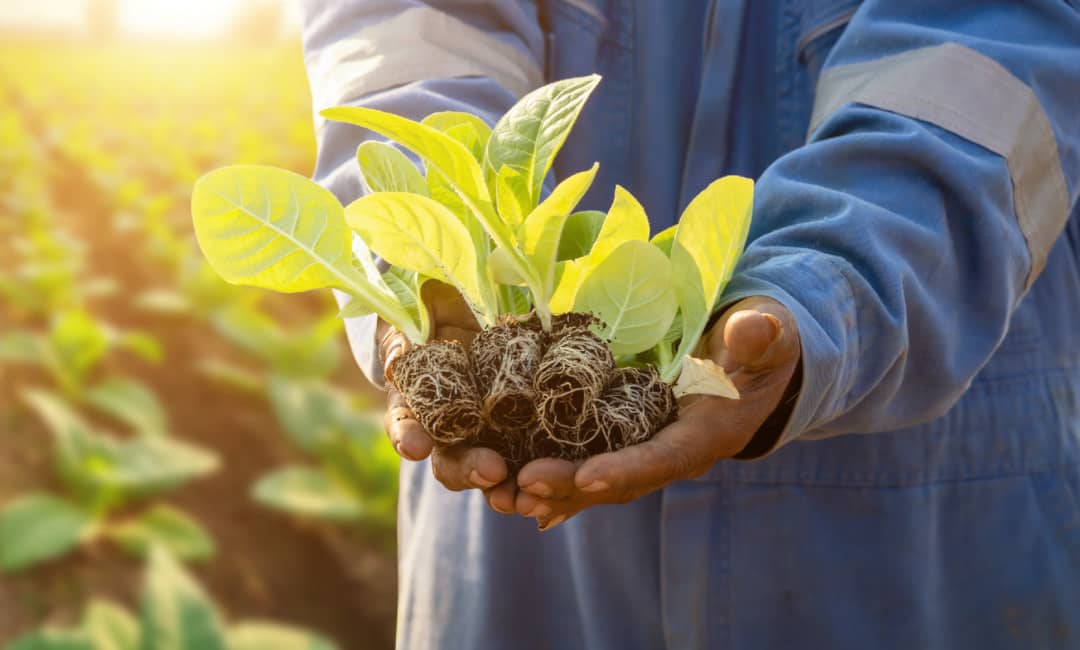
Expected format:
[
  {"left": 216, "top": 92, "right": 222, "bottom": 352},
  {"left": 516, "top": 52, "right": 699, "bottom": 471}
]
[
  {"left": 723, "top": 0, "right": 1080, "bottom": 455},
  {"left": 300, "top": 0, "right": 545, "bottom": 387}
]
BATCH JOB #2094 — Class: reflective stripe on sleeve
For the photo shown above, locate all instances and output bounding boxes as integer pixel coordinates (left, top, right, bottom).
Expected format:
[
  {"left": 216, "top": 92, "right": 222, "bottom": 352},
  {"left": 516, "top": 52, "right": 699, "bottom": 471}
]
[
  {"left": 310, "top": 6, "right": 544, "bottom": 111},
  {"left": 809, "top": 43, "right": 1069, "bottom": 287}
]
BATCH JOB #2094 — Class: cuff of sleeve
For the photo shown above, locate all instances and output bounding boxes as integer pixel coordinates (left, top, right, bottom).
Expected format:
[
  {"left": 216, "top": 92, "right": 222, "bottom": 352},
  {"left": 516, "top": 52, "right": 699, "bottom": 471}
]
[{"left": 719, "top": 250, "right": 859, "bottom": 455}]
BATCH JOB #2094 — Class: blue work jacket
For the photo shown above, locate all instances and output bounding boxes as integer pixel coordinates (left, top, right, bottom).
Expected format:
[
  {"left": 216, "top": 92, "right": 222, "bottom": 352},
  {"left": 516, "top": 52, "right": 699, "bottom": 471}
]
[{"left": 302, "top": 1, "right": 1080, "bottom": 648}]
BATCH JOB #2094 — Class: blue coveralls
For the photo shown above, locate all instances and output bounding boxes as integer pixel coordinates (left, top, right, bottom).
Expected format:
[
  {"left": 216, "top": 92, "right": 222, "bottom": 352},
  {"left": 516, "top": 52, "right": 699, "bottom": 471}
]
[{"left": 301, "top": 1, "right": 1080, "bottom": 647}]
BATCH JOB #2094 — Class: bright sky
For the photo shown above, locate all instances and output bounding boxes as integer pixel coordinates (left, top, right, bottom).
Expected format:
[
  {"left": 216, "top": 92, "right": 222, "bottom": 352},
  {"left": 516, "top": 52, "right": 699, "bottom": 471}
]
[{"left": 0, "top": 0, "right": 299, "bottom": 38}]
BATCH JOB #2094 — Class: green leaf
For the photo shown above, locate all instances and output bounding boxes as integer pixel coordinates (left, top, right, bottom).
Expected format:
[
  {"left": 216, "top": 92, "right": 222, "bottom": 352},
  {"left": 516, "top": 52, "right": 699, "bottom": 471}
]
[
  {"left": 19, "top": 390, "right": 112, "bottom": 498},
  {"left": 650, "top": 224, "right": 678, "bottom": 257},
  {"left": 666, "top": 176, "right": 754, "bottom": 380},
  {"left": 519, "top": 164, "right": 598, "bottom": 299},
  {"left": 321, "top": 107, "right": 494, "bottom": 232},
  {"left": 195, "top": 359, "right": 262, "bottom": 396},
  {"left": 105, "top": 437, "right": 219, "bottom": 495},
  {"left": 85, "top": 377, "right": 168, "bottom": 437},
  {"left": 489, "top": 247, "right": 526, "bottom": 286},
  {"left": 49, "top": 310, "right": 109, "bottom": 382},
  {"left": 83, "top": 600, "right": 140, "bottom": 650},
  {"left": 484, "top": 75, "right": 601, "bottom": 211},
  {"left": 557, "top": 210, "right": 605, "bottom": 261},
  {"left": 574, "top": 241, "right": 678, "bottom": 355},
  {"left": 253, "top": 467, "right": 363, "bottom": 522},
  {"left": 421, "top": 111, "right": 491, "bottom": 162},
  {"left": 0, "top": 494, "right": 94, "bottom": 573},
  {"left": 322, "top": 107, "right": 539, "bottom": 320},
  {"left": 112, "top": 331, "right": 164, "bottom": 365},
  {"left": 4, "top": 629, "right": 95, "bottom": 650},
  {"left": 380, "top": 268, "right": 430, "bottom": 339},
  {"left": 494, "top": 166, "right": 528, "bottom": 228},
  {"left": 345, "top": 192, "right": 493, "bottom": 322},
  {"left": 108, "top": 505, "right": 215, "bottom": 561},
  {"left": 267, "top": 377, "right": 343, "bottom": 454},
  {"left": 227, "top": 622, "right": 339, "bottom": 650},
  {"left": 191, "top": 166, "right": 418, "bottom": 341},
  {"left": 192, "top": 166, "right": 354, "bottom": 293},
  {"left": 211, "top": 307, "right": 341, "bottom": 379},
  {"left": 0, "top": 330, "right": 43, "bottom": 362},
  {"left": 355, "top": 141, "right": 428, "bottom": 196},
  {"left": 139, "top": 547, "right": 228, "bottom": 650},
  {"left": 550, "top": 185, "right": 650, "bottom": 313}
]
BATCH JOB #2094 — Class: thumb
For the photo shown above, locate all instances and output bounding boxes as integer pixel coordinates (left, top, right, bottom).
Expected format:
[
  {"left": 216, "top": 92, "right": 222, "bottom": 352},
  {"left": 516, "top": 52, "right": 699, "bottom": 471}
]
[{"left": 715, "top": 298, "right": 799, "bottom": 371}]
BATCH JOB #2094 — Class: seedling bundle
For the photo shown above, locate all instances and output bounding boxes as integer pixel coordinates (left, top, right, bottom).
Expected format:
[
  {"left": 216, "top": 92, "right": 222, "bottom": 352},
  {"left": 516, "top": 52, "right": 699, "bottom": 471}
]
[{"left": 191, "top": 75, "right": 753, "bottom": 469}]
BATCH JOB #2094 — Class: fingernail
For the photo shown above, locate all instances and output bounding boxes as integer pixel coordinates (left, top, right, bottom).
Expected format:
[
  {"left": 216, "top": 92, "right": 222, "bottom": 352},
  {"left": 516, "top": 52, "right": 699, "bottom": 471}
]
[
  {"left": 580, "top": 480, "right": 609, "bottom": 493},
  {"left": 523, "top": 481, "right": 553, "bottom": 497},
  {"left": 763, "top": 313, "right": 782, "bottom": 343},
  {"left": 491, "top": 502, "right": 514, "bottom": 515},
  {"left": 540, "top": 515, "right": 567, "bottom": 532},
  {"left": 526, "top": 504, "right": 552, "bottom": 518},
  {"left": 469, "top": 469, "right": 497, "bottom": 489}
]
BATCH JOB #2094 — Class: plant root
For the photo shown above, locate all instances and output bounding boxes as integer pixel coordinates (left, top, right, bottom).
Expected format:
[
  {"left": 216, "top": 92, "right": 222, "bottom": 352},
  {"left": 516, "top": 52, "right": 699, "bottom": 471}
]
[
  {"left": 387, "top": 339, "right": 482, "bottom": 445},
  {"left": 391, "top": 312, "right": 675, "bottom": 468},
  {"left": 471, "top": 316, "right": 544, "bottom": 434},
  {"left": 547, "top": 312, "right": 599, "bottom": 341},
  {"left": 581, "top": 366, "right": 677, "bottom": 457},
  {"left": 534, "top": 327, "right": 613, "bottom": 446}
]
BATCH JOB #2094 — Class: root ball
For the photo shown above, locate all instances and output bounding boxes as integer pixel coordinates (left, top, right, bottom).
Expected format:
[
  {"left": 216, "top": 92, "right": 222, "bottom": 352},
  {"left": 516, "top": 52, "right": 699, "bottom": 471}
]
[
  {"left": 387, "top": 339, "right": 482, "bottom": 445},
  {"left": 582, "top": 366, "right": 677, "bottom": 456},
  {"left": 470, "top": 318, "right": 544, "bottom": 433},
  {"left": 534, "top": 327, "right": 614, "bottom": 446}
]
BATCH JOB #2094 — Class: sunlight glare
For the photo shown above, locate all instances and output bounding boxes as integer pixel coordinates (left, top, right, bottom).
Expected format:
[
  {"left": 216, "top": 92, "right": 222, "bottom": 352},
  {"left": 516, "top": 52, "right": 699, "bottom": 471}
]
[{"left": 119, "top": 0, "right": 242, "bottom": 38}]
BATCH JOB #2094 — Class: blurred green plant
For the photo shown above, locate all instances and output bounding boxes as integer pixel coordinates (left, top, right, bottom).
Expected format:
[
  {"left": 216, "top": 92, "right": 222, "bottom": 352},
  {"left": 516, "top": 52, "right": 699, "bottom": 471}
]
[
  {"left": 0, "top": 391, "right": 218, "bottom": 573},
  {"left": 254, "top": 377, "right": 397, "bottom": 534},
  {"left": 2, "top": 547, "right": 340, "bottom": 650},
  {"left": 0, "top": 309, "right": 167, "bottom": 434}
]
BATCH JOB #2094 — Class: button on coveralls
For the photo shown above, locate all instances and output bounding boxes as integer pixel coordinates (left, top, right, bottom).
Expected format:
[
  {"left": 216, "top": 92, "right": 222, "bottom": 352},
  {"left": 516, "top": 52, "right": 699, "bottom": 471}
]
[{"left": 301, "top": 1, "right": 1080, "bottom": 648}]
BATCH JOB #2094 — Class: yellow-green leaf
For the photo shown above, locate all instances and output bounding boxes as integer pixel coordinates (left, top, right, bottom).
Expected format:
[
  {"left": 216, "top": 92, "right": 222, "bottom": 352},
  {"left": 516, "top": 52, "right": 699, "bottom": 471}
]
[
  {"left": 355, "top": 141, "right": 428, "bottom": 195},
  {"left": 667, "top": 176, "right": 754, "bottom": 380},
  {"left": 549, "top": 185, "right": 649, "bottom": 312},
  {"left": 574, "top": 241, "right": 678, "bottom": 355},
  {"left": 519, "top": 164, "right": 598, "bottom": 299},
  {"left": 191, "top": 166, "right": 354, "bottom": 294},
  {"left": 190, "top": 166, "right": 419, "bottom": 340},
  {"left": 345, "top": 192, "right": 491, "bottom": 320},
  {"left": 421, "top": 111, "right": 491, "bottom": 162},
  {"left": 495, "top": 165, "right": 527, "bottom": 228},
  {"left": 485, "top": 75, "right": 601, "bottom": 210}
]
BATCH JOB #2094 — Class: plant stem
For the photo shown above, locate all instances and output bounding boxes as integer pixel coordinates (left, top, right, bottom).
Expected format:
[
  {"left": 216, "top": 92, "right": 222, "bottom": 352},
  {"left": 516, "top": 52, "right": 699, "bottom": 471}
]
[
  {"left": 340, "top": 273, "right": 424, "bottom": 344},
  {"left": 656, "top": 341, "right": 674, "bottom": 372}
]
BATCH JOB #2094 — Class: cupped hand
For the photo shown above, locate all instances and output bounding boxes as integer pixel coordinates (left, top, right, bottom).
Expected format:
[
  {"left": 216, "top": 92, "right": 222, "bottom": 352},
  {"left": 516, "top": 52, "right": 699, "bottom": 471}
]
[
  {"left": 510, "top": 296, "right": 801, "bottom": 530},
  {"left": 380, "top": 281, "right": 511, "bottom": 500}
]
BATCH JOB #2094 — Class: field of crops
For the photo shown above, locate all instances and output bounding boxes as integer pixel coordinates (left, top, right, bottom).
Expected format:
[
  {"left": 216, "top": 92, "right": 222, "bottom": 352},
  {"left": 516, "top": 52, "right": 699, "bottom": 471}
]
[{"left": 0, "top": 39, "right": 397, "bottom": 649}]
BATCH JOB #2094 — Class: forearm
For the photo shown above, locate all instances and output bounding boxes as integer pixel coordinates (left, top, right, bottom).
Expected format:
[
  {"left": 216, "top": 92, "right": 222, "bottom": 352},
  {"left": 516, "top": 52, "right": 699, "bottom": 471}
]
[{"left": 726, "top": 0, "right": 1079, "bottom": 451}]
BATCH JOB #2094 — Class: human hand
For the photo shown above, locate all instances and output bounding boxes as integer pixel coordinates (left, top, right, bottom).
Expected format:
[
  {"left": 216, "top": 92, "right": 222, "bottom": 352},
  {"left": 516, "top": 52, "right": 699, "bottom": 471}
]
[
  {"left": 380, "top": 281, "right": 511, "bottom": 497},
  {"left": 509, "top": 296, "right": 801, "bottom": 530}
]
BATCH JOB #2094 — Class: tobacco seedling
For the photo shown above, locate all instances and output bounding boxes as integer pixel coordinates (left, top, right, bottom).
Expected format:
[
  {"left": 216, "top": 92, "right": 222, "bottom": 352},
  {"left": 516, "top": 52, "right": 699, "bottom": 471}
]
[
  {"left": 0, "top": 391, "right": 218, "bottom": 573},
  {"left": 253, "top": 377, "right": 397, "bottom": 537},
  {"left": 191, "top": 75, "right": 752, "bottom": 468},
  {"left": 3, "top": 547, "right": 340, "bottom": 650},
  {"left": 0, "top": 309, "right": 168, "bottom": 435}
]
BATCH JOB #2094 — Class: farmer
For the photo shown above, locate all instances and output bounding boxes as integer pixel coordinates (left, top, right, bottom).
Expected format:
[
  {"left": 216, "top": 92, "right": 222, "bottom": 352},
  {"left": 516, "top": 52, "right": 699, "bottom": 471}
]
[{"left": 301, "top": 1, "right": 1080, "bottom": 647}]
